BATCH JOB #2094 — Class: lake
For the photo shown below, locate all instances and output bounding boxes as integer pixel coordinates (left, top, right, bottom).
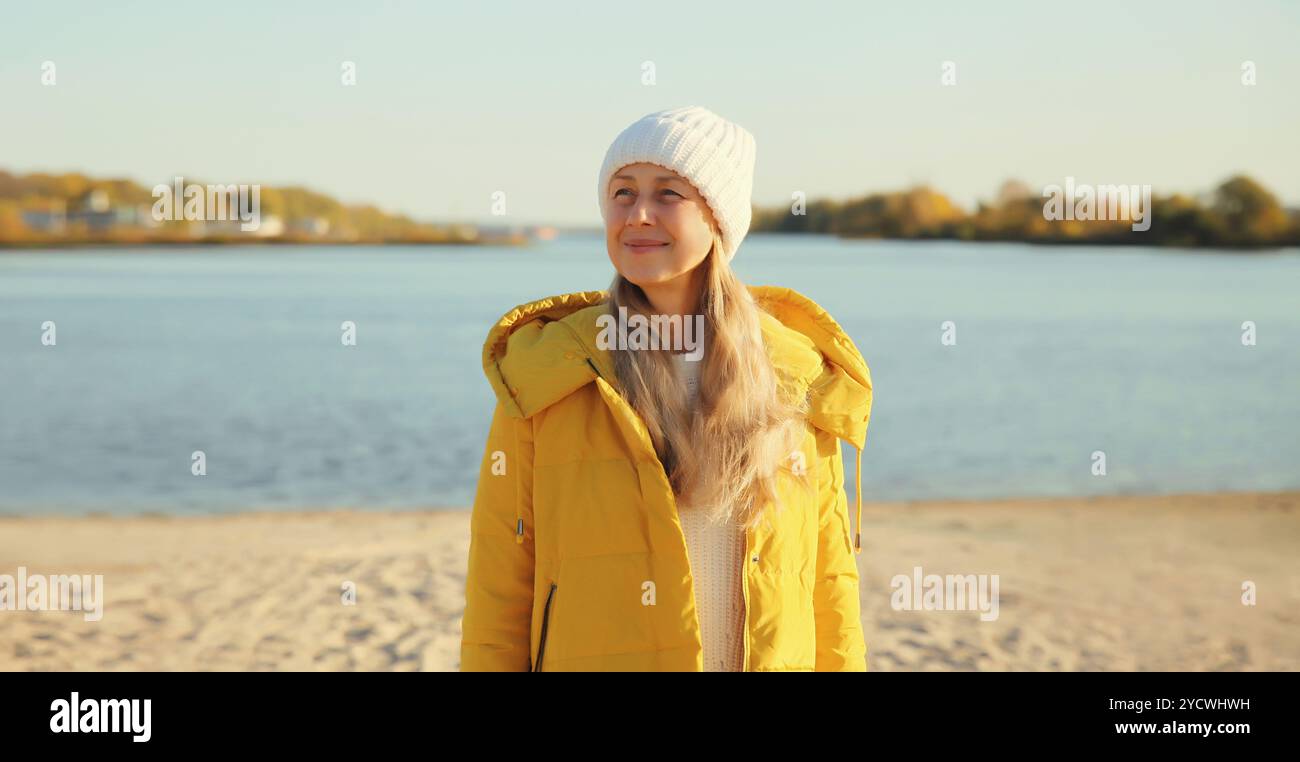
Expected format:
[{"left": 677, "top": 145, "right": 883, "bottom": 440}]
[{"left": 1, "top": 234, "right": 1297, "bottom": 515}]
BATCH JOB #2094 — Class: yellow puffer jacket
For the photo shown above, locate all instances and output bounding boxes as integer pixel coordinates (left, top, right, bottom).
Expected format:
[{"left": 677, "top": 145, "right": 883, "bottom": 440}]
[{"left": 459, "top": 285, "right": 873, "bottom": 671}]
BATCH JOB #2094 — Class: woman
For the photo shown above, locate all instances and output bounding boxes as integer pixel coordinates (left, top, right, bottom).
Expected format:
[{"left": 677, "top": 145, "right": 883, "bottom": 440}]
[{"left": 460, "top": 106, "right": 873, "bottom": 671}]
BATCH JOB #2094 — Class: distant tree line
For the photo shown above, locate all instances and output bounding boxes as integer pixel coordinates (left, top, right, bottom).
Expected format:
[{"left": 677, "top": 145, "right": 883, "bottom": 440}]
[
  {"left": 751, "top": 175, "right": 1300, "bottom": 248},
  {"left": 0, "top": 170, "right": 507, "bottom": 246}
]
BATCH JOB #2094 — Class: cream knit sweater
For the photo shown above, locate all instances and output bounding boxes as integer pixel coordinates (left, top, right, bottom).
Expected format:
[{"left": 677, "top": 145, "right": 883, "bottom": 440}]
[{"left": 670, "top": 352, "right": 746, "bottom": 672}]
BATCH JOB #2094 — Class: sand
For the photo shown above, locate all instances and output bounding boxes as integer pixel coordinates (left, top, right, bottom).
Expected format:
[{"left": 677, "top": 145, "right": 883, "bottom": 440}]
[{"left": 1, "top": 491, "right": 1296, "bottom": 671}]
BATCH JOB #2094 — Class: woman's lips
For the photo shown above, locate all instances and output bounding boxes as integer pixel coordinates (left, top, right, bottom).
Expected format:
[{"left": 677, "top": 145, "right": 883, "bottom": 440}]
[{"left": 624, "top": 241, "right": 669, "bottom": 254}]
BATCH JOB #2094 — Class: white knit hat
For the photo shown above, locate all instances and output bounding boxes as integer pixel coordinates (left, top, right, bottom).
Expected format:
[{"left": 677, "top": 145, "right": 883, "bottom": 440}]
[{"left": 597, "top": 106, "right": 757, "bottom": 262}]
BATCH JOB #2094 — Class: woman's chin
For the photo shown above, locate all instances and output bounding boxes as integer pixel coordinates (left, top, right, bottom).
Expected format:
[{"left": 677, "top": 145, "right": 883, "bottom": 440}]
[{"left": 619, "top": 267, "right": 685, "bottom": 290}]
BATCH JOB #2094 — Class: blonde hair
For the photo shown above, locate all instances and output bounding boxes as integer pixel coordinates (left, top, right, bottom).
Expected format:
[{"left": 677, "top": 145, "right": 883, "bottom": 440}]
[{"left": 608, "top": 231, "right": 812, "bottom": 530}]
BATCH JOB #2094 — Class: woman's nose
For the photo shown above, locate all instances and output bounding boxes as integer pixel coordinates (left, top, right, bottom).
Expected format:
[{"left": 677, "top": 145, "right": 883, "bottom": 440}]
[{"left": 628, "top": 193, "right": 655, "bottom": 224}]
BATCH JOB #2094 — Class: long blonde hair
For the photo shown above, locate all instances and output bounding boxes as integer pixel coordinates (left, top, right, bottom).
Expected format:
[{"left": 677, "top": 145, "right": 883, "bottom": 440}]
[{"left": 608, "top": 231, "right": 812, "bottom": 530}]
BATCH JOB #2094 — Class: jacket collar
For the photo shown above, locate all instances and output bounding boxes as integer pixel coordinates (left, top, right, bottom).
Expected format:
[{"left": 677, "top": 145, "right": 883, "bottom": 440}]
[{"left": 481, "top": 285, "right": 871, "bottom": 450}]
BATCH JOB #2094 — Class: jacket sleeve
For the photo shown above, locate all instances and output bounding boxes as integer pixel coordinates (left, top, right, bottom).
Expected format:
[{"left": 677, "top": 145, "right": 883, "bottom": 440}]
[
  {"left": 460, "top": 400, "right": 536, "bottom": 671},
  {"left": 812, "top": 427, "right": 868, "bottom": 671}
]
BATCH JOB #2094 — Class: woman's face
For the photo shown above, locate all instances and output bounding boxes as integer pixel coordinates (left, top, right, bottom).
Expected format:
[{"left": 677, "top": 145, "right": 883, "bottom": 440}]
[{"left": 604, "top": 162, "right": 717, "bottom": 293}]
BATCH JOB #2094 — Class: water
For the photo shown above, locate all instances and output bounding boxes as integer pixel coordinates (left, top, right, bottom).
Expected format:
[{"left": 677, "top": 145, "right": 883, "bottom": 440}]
[{"left": 1, "top": 234, "right": 1297, "bottom": 515}]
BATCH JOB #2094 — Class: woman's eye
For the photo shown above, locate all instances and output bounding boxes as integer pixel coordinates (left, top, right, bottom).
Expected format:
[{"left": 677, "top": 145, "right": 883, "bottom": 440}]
[
  {"left": 661, "top": 189, "right": 683, "bottom": 198},
  {"left": 614, "top": 188, "right": 632, "bottom": 198}
]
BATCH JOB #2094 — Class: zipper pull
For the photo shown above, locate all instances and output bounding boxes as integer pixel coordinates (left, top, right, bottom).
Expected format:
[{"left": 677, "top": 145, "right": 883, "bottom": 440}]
[
  {"left": 853, "top": 443, "right": 864, "bottom": 555},
  {"left": 515, "top": 518, "right": 524, "bottom": 544}
]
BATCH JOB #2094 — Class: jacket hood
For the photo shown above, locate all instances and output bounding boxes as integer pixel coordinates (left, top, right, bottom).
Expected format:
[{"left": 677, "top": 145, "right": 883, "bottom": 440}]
[
  {"left": 482, "top": 285, "right": 870, "bottom": 441},
  {"left": 481, "top": 285, "right": 873, "bottom": 551}
]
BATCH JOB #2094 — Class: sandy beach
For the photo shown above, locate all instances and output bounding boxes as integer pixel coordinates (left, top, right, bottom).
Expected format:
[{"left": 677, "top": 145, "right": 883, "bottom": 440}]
[{"left": 1, "top": 491, "right": 1296, "bottom": 671}]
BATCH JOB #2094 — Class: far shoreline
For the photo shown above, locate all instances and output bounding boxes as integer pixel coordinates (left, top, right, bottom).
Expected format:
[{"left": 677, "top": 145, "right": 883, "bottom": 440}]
[
  {"left": 3, "top": 233, "right": 1299, "bottom": 254},
  {"left": 0, "top": 237, "right": 531, "bottom": 251}
]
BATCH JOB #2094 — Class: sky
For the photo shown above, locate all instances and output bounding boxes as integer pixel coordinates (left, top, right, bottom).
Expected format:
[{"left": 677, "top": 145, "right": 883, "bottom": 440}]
[{"left": 2, "top": 0, "right": 1298, "bottom": 227}]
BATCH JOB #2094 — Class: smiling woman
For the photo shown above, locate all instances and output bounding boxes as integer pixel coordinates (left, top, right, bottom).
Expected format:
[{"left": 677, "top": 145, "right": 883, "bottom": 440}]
[
  {"left": 461, "top": 106, "right": 873, "bottom": 672},
  {"left": 603, "top": 162, "right": 719, "bottom": 305}
]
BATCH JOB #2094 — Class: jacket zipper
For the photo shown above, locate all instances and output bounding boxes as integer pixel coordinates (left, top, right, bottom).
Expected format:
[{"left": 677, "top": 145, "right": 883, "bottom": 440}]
[
  {"left": 740, "top": 526, "right": 751, "bottom": 672},
  {"left": 533, "top": 582, "right": 557, "bottom": 672}
]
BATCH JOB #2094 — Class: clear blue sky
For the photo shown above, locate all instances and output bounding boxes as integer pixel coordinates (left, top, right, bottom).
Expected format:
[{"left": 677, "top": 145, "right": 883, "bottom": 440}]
[{"left": 2, "top": 0, "right": 1297, "bottom": 226}]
